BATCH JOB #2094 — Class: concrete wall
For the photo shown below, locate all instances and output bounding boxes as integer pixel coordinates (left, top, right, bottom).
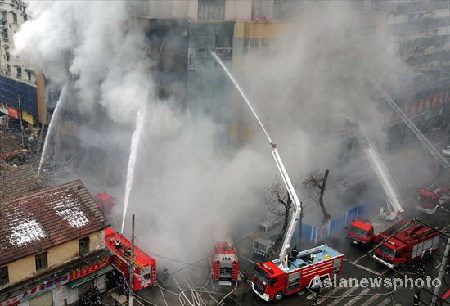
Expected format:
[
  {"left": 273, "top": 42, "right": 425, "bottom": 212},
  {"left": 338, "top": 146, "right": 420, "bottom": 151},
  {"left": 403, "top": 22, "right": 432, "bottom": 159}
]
[
  {"left": 133, "top": 0, "right": 253, "bottom": 21},
  {"left": 225, "top": 0, "right": 252, "bottom": 21},
  {"left": 1, "top": 230, "right": 104, "bottom": 287}
]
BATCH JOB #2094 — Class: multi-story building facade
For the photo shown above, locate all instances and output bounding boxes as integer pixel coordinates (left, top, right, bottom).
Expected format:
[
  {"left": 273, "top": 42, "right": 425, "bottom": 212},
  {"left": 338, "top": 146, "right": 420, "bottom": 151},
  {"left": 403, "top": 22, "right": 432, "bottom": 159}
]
[
  {"left": 385, "top": 0, "right": 450, "bottom": 131},
  {"left": 0, "top": 0, "right": 47, "bottom": 126},
  {"left": 0, "top": 180, "right": 110, "bottom": 306},
  {"left": 127, "top": 1, "right": 450, "bottom": 148},
  {"left": 133, "top": 0, "right": 297, "bottom": 150}
]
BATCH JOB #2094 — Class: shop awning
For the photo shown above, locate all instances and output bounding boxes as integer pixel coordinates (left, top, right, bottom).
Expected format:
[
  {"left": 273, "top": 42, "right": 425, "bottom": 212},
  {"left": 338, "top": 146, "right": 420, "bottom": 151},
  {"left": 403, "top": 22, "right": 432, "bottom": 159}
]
[{"left": 66, "top": 266, "right": 113, "bottom": 289}]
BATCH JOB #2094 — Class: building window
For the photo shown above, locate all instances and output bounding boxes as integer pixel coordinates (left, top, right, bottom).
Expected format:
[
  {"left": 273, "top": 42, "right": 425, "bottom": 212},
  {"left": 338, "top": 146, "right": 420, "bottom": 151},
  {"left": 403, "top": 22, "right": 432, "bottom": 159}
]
[
  {"left": 215, "top": 35, "right": 232, "bottom": 60},
  {"left": 79, "top": 236, "right": 90, "bottom": 256},
  {"left": 1, "top": 28, "right": 7, "bottom": 40},
  {"left": 16, "top": 66, "right": 21, "bottom": 79},
  {"left": 6, "top": 65, "right": 10, "bottom": 75},
  {"left": 0, "top": 266, "right": 8, "bottom": 286},
  {"left": 11, "top": 12, "right": 17, "bottom": 23},
  {"left": 5, "top": 51, "right": 9, "bottom": 61},
  {"left": 35, "top": 252, "right": 48, "bottom": 271},
  {"left": 198, "top": 0, "right": 225, "bottom": 20},
  {"left": 197, "top": 47, "right": 207, "bottom": 59},
  {"left": 273, "top": 0, "right": 295, "bottom": 19},
  {"left": 1, "top": 11, "right": 6, "bottom": 25},
  {"left": 26, "top": 70, "right": 33, "bottom": 81}
]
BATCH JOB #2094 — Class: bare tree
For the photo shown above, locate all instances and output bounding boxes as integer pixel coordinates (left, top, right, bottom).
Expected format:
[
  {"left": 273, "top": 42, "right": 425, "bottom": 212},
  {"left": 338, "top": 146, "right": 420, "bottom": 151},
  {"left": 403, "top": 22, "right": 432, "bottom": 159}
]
[
  {"left": 265, "top": 182, "right": 292, "bottom": 260},
  {"left": 303, "top": 169, "right": 331, "bottom": 219}
]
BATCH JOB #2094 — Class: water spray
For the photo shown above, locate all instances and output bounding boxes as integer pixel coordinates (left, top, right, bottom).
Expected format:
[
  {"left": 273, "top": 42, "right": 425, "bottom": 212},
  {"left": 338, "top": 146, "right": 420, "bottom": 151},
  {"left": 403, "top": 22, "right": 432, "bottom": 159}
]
[
  {"left": 38, "top": 86, "right": 66, "bottom": 176},
  {"left": 342, "top": 115, "right": 404, "bottom": 220},
  {"left": 210, "top": 52, "right": 272, "bottom": 144},
  {"left": 211, "top": 51, "right": 301, "bottom": 269},
  {"left": 121, "top": 107, "right": 146, "bottom": 233}
]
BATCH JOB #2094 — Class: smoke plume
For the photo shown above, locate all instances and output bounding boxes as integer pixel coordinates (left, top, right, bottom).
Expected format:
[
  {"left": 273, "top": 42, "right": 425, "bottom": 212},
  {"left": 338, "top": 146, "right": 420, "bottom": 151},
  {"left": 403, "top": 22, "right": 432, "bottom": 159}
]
[{"left": 13, "top": 1, "right": 415, "bottom": 270}]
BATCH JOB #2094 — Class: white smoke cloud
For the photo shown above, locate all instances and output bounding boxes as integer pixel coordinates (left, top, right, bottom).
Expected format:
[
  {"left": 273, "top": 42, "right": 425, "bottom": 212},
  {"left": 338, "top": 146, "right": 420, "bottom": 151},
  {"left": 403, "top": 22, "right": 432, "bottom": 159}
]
[
  {"left": 15, "top": 1, "right": 150, "bottom": 123},
  {"left": 14, "top": 0, "right": 413, "bottom": 270}
]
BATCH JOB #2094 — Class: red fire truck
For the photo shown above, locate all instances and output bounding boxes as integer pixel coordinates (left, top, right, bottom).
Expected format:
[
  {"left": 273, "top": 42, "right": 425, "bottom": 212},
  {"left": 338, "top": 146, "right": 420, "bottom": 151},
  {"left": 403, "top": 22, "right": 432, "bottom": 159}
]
[
  {"left": 105, "top": 227, "right": 156, "bottom": 291},
  {"left": 252, "top": 245, "right": 344, "bottom": 301},
  {"left": 211, "top": 236, "right": 240, "bottom": 285},
  {"left": 96, "top": 192, "right": 115, "bottom": 216},
  {"left": 347, "top": 219, "right": 407, "bottom": 246},
  {"left": 372, "top": 220, "right": 440, "bottom": 269},
  {"left": 416, "top": 184, "right": 450, "bottom": 214}
]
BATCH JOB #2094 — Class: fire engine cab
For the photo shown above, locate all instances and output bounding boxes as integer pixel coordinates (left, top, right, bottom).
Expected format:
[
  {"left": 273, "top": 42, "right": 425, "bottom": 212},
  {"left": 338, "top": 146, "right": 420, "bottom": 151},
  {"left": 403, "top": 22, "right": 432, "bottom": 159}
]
[
  {"left": 416, "top": 184, "right": 450, "bottom": 214},
  {"left": 347, "top": 219, "right": 406, "bottom": 246},
  {"left": 211, "top": 237, "right": 240, "bottom": 286},
  {"left": 105, "top": 227, "right": 156, "bottom": 291},
  {"left": 372, "top": 220, "right": 439, "bottom": 269},
  {"left": 96, "top": 192, "right": 115, "bottom": 216},
  {"left": 252, "top": 245, "right": 344, "bottom": 301}
]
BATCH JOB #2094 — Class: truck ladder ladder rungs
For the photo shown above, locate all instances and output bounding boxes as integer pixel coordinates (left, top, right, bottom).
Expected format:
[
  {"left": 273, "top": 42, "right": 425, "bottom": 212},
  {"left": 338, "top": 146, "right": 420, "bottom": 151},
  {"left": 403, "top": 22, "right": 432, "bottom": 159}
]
[{"left": 271, "top": 146, "right": 302, "bottom": 270}]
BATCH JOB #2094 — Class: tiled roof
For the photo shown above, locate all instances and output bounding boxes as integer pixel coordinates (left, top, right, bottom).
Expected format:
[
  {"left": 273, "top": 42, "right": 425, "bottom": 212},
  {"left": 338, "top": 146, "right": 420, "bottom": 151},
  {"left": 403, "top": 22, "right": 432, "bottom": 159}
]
[
  {"left": 0, "top": 180, "right": 107, "bottom": 265},
  {"left": 0, "top": 165, "right": 43, "bottom": 202},
  {"left": 0, "top": 133, "right": 21, "bottom": 155}
]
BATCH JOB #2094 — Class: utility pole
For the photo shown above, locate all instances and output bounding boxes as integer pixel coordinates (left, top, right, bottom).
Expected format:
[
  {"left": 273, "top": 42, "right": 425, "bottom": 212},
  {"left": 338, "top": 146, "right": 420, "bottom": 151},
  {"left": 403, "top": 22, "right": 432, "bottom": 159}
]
[
  {"left": 431, "top": 236, "right": 450, "bottom": 305},
  {"left": 128, "top": 214, "right": 135, "bottom": 306},
  {"left": 298, "top": 201, "right": 303, "bottom": 247}
]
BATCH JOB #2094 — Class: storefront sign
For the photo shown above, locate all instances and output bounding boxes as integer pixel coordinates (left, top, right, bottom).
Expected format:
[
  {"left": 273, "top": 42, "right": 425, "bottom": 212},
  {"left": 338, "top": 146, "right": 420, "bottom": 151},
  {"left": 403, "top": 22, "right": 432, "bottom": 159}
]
[
  {"left": 7, "top": 107, "right": 20, "bottom": 120},
  {"left": 0, "top": 274, "right": 69, "bottom": 306},
  {"left": 69, "top": 257, "right": 111, "bottom": 281},
  {"left": 0, "top": 257, "right": 111, "bottom": 306}
]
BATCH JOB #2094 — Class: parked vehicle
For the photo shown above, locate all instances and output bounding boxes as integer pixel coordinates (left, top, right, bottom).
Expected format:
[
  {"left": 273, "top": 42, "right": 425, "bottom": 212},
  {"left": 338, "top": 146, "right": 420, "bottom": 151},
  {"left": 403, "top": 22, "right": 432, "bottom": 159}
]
[
  {"left": 372, "top": 220, "right": 439, "bottom": 269},
  {"left": 211, "top": 235, "right": 240, "bottom": 286},
  {"left": 347, "top": 219, "right": 406, "bottom": 246},
  {"left": 416, "top": 183, "right": 450, "bottom": 214}
]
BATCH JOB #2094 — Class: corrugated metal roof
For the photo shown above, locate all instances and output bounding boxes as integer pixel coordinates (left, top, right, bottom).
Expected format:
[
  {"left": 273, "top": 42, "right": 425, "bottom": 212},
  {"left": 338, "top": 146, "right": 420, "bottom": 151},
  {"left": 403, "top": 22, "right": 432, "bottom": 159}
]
[{"left": 0, "top": 180, "right": 107, "bottom": 265}]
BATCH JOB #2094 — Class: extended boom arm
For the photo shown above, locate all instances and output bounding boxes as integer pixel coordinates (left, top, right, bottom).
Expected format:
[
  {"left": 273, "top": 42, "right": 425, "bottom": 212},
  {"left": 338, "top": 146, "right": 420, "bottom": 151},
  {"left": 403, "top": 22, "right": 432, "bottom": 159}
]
[
  {"left": 211, "top": 50, "right": 302, "bottom": 270},
  {"left": 342, "top": 115, "right": 404, "bottom": 220},
  {"left": 271, "top": 144, "right": 302, "bottom": 270}
]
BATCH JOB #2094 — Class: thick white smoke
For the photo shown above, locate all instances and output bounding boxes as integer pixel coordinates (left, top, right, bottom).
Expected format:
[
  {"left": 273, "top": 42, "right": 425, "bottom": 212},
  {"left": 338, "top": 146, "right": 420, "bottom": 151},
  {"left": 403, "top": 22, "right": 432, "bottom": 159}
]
[
  {"left": 13, "top": 1, "right": 413, "bottom": 270},
  {"left": 15, "top": 1, "right": 151, "bottom": 122}
]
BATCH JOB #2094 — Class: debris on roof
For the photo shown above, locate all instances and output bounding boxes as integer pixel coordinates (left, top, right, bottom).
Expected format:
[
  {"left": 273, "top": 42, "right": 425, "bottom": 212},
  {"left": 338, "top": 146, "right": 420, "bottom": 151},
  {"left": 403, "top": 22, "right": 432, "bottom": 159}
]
[
  {"left": 0, "top": 180, "right": 107, "bottom": 265},
  {"left": 9, "top": 218, "right": 47, "bottom": 247}
]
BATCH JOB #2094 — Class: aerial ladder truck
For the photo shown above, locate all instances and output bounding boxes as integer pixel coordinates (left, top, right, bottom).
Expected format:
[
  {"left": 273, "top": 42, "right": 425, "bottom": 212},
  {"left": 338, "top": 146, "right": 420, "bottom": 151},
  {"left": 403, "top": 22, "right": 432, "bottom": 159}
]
[
  {"left": 251, "top": 143, "right": 344, "bottom": 301},
  {"left": 342, "top": 118, "right": 438, "bottom": 269},
  {"left": 344, "top": 118, "right": 405, "bottom": 246},
  {"left": 211, "top": 51, "right": 344, "bottom": 301}
]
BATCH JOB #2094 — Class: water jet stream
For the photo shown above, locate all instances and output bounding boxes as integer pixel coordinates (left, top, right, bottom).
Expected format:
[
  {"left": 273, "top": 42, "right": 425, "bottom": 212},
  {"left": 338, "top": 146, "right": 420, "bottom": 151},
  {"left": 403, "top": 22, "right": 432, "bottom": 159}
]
[
  {"left": 121, "top": 107, "right": 146, "bottom": 233},
  {"left": 38, "top": 86, "right": 66, "bottom": 175}
]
